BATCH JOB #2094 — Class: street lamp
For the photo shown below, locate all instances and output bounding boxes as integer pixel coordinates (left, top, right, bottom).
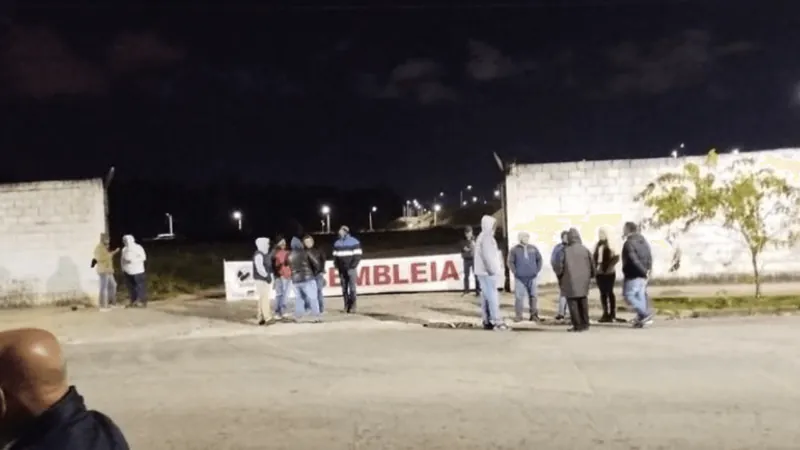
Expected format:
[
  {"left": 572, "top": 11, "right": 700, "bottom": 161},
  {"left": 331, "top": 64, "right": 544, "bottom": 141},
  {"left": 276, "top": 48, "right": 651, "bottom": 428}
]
[
  {"left": 731, "top": 148, "right": 740, "bottom": 155},
  {"left": 493, "top": 189, "right": 500, "bottom": 198},
  {"left": 231, "top": 210, "right": 242, "bottom": 231},
  {"left": 433, "top": 204, "right": 441, "bottom": 226},
  {"left": 321, "top": 205, "right": 331, "bottom": 233},
  {"left": 165, "top": 213, "right": 174, "bottom": 235},
  {"left": 459, "top": 185, "right": 473, "bottom": 206},
  {"left": 670, "top": 150, "right": 678, "bottom": 158},
  {"left": 369, "top": 206, "right": 377, "bottom": 231},
  {"left": 471, "top": 196, "right": 478, "bottom": 203}
]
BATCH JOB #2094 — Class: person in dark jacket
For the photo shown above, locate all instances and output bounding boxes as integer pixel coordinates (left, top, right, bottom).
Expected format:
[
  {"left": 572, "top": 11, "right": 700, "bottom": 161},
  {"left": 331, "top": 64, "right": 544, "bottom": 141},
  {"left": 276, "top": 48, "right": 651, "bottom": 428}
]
[
  {"left": 332, "top": 226, "right": 362, "bottom": 313},
  {"left": 550, "top": 230, "right": 570, "bottom": 321},
  {"left": 271, "top": 236, "right": 292, "bottom": 319},
  {"left": 303, "top": 235, "right": 327, "bottom": 314},
  {"left": 289, "top": 236, "right": 322, "bottom": 322},
  {"left": 0, "top": 328, "right": 130, "bottom": 450},
  {"left": 507, "top": 231, "right": 543, "bottom": 322},
  {"left": 460, "top": 226, "right": 480, "bottom": 296},
  {"left": 593, "top": 228, "right": 620, "bottom": 323},
  {"left": 553, "top": 228, "right": 596, "bottom": 332},
  {"left": 621, "top": 222, "right": 654, "bottom": 328}
]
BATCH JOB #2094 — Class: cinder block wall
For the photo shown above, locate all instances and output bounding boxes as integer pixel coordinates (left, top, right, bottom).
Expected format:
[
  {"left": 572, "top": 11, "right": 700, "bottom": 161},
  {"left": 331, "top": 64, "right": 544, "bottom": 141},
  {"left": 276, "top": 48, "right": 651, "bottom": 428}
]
[
  {"left": 505, "top": 149, "right": 800, "bottom": 285},
  {"left": 0, "top": 179, "right": 107, "bottom": 307}
]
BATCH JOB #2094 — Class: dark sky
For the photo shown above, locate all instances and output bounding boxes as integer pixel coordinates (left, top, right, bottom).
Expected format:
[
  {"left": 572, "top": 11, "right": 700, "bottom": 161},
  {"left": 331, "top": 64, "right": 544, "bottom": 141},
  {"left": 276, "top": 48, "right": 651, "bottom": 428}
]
[{"left": 2, "top": 0, "right": 799, "bottom": 199}]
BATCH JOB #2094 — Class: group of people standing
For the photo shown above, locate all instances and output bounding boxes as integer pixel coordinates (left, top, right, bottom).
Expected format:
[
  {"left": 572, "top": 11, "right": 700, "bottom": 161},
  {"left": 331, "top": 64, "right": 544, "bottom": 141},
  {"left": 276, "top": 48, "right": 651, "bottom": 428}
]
[
  {"left": 462, "top": 217, "right": 654, "bottom": 332},
  {"left": 92, "top": 233, "right": 148, "bottom": 310},
  {"left": 251, "top": 225, "right": 362, "bottom": 325}
]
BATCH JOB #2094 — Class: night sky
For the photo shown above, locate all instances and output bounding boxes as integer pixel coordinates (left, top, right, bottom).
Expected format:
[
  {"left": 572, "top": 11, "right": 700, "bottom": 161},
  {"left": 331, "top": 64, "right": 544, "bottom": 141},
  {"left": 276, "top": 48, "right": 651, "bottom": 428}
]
[{"left": 3, "top": 0, "right": 800, "bottom": 200}]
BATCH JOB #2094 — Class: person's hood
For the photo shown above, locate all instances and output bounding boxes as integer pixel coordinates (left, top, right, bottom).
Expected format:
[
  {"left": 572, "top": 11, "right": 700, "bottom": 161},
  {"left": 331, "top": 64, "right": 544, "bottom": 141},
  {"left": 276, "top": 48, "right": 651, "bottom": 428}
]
[
  {"left": 255, "top": 237, "right": 270, "bottom": 252},
  {"left": 480, "top": 215, "right": 496, "bottom": 233},
  {"left": 290, "top": 237, "right": 304, "bottom": 250},
  {"left": 567, "top": 228, "right": 582, "bottom": 245},
  {"left": 122, "top": 235, "right": 135, "bottom": 246}
]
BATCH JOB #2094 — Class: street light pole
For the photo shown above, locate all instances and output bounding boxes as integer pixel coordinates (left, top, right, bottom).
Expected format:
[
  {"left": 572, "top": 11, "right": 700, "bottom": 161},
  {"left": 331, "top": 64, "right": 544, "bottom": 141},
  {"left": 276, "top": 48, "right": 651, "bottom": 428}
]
[
  {"left": 433, "top": 204, "right": 441, "bottom": 227},
  {"left": 165, "top": 213, "right": 173, "bottom": 235},
  {"left": 459, "top": 185, "right": 472, "bottom": 207},
  {"left": 231, "top": 211, "right": 242, "bottom": 231},
  {"left": 321, "top": 205, "right": 331, "bottom": 233},
  {"left": 369, "top": 206, "right": 377, "bottom": 231}
]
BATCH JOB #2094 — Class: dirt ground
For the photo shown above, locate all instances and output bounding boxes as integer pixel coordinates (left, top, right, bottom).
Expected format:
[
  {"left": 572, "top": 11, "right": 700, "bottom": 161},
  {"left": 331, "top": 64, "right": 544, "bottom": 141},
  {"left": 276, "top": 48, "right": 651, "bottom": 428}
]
[{"left": 2, "top": 286, "right": 800, "bottom": 449}]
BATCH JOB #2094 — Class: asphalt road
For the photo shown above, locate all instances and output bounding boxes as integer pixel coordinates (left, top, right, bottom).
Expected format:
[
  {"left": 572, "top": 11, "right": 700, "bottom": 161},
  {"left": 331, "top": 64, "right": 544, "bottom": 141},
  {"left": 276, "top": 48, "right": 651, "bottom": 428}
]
[{"left": 47, "top": 311, "right": 800, "bottom": 450}]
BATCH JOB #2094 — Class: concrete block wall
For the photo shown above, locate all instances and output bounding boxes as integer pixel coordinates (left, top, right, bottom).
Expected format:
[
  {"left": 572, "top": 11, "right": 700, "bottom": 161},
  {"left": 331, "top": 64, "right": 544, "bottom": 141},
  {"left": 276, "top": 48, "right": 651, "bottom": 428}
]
[
  {"left": 0, "top": 179, "right": 107, "bottom": 307},
  {"left": 505, "top": 149, "right": 800, "bottom": 285}
]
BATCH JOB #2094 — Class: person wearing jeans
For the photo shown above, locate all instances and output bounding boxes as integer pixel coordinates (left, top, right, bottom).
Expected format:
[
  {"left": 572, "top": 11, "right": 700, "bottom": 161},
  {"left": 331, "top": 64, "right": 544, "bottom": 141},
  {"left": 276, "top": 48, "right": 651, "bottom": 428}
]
[
  {"left": 507, "top": 231, "right": 543, "bottom": 322},
  {"left": 92, "top": 233, "right": 119, "bottom": 311},
  {"left": 621, "top": 222, "right": 654, "bottom": 328},
  {"left": 271, "top": 237, "right": 292, "bottom": 319},
  {"left": 332, "top": 226, "right": 362, "bottom": 313},
  {"left": 303, "top": 235, "right": 327, "bottom": 314},
  {"left": 474, "top": 215, "right": 506, "bottom": 330},
  {"left": 121, "top": 234, "right": 147, "bottom": 308},
  {"left": 460, "top": 226, "right": 479, "bottom": 296},
  {"left": 550, "top": 231, "right": 570, "bottom": 321},
  {"left": 289, "top": 236, "right": 322, "bottom": 322}
]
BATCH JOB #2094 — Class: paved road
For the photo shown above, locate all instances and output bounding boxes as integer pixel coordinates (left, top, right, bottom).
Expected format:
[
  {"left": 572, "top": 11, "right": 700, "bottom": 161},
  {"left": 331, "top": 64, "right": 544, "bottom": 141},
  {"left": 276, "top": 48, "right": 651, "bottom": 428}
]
[{"left": 41, "top": 310, "right": 800, "bottom": 449}]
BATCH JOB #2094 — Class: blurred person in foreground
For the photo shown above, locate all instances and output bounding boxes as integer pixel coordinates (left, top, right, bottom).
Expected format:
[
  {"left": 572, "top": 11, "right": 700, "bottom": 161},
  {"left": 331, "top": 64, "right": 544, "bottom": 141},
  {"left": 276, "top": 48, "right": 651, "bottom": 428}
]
[
  {"left": 120, "top": 234, "right": 147, "bottom": 308},
  {"left": 270, "top": 236, "right": 292, "bottom": 320},
  {"left": 593, "top": 228, "right": 620, "bottom": 323},
  {"left": 459, "top": 226, "right": 480, "bottom": 296},
  {"left": 474, "top": 215, "right": 507, "bottom": 331},
  {"left": 289, "top": 236, "right": 322, "bottom": 322},
  {"left": 507, "top": 231, "right": 543, "bottom": 322},
  {"left": 332, "top": 226, "right": 362, "bottom": 313},
  {"left": 253, "top": 237, "right": 274, "bottom": 325},
  {"left": 303, "top": 235, "right": 327, "bottom": 314},
  {"left": 0, "top": 328, "right": 129, "bottom": 449},
  {"left": 550, "top": 230, "right": 570, "bottom": 321},
  {"left": 91, "top": 233, "right": 119, "bottom": 311},
  {"left": 553, "top": 228, "right": 595, "bottom": 332},
  {"left": 621, "top": 222, "right": 654, "bottom": 328}
]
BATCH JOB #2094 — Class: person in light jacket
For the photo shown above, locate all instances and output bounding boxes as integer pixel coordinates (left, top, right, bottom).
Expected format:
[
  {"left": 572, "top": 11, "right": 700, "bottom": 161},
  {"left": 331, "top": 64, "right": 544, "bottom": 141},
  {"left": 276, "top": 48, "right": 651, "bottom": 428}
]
[
  {"left": 474, "top": 215, "right": 507, "bottom": 331},
  {"left": 553, "top": 228, "right": 595, "bottom": 332},
  {"left": 550, "top": 230, "right": 570, "bottom": 321},
  {"left": 92, "top": 233, "right": 119, "bottom": 311},
  {"left": 593, "top": 228, "right": 620, "bottom": 322},
  {"left": 120, "top": 234, "right": 147, "bottom": 308},
  {"left": 507, "top": 231, "right": 543, "bottom": 322},
  {"left": 253, "top": 237, "right": 273, "bottom": 325}
]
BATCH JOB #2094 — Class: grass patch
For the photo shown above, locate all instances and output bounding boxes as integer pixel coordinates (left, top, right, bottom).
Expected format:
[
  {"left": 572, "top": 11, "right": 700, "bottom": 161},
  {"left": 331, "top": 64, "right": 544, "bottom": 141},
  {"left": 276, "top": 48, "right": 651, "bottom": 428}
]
[{"left": 651, "top": 294, "right": 800, "bottom": 313}]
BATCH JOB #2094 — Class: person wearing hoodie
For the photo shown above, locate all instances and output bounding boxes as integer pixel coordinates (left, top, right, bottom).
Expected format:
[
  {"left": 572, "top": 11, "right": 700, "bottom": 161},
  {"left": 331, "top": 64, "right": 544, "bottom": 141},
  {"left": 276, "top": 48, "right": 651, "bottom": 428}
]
[
  {"left": 270, "top": 236, "right": 292, "bottom": 319},
  {"left": 289, "top": 236, "right": 322, "bottom": 322},
  {"left": 474, "top": 215, "right": 507, "bottom": 330},
  {"left": 332, "top": 226, "right": 362, "bottom": 313},
  {"left": 550, "top": 230, "right": 570, "bottom": 321},
  {"left": 303, "top": 235, "right": 327, "bottom": 314},
  {"left": 253, "top": 237, "right": 274, "bottom": 325},
  {"left": 593, "top": 228, "right": 620, "bottom": 323},
  {"left": 459, "top": 226, "right": 480, "bottom": 296},
  {"left": 507, "top": 231, "right": 543, "bottom": 322},
  {"left": 120, "top": 235, "right": 147, "bottom": 308},
  {"left": 621, "top": 222, "right": 654, "bottom": 328},
  {"left": 553, "top": 228, "right": 595, "bottom": 332},
  {"left": 91, "top": 233, "right": 119, "bottom": 311}
]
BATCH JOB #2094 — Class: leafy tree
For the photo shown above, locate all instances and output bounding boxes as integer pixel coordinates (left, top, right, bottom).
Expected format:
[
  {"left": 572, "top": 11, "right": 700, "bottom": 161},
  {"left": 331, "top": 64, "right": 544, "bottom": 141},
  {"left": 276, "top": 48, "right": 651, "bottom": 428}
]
[{"left": 635, "top": 150, "right": 800, "bottom": 298}]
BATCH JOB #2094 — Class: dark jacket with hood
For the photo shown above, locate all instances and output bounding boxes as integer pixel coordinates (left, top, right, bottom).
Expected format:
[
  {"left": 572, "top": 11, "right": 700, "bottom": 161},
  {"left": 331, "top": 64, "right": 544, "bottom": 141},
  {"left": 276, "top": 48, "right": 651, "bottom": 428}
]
[
  {"left": 9, "top": 386, "right": 130, "bottom": 450},
  {"left": 553, "top": 228, "right": 596, "bottom": 298},
  {"left": 288, "top": 237, "right": 321, "bottom": 283},
  {"left": 593, "top": 240, "right": 619, "bottom": 275},
  {"left": 621, "top": 232, "right": 653, "bottom": 279}
]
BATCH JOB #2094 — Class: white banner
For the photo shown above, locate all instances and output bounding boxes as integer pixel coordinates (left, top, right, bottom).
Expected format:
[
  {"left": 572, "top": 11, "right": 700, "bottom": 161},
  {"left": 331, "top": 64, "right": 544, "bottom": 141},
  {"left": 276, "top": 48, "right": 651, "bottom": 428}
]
[{"left": 223, "top": 252, "right": 505, "bottom": 301}]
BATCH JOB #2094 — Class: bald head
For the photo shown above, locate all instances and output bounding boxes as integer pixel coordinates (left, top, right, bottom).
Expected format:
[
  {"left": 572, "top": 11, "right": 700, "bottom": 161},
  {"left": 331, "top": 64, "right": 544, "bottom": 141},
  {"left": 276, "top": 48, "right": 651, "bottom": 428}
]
[{"left": 0, "top": 328, "right": 69, "bottom": 440}]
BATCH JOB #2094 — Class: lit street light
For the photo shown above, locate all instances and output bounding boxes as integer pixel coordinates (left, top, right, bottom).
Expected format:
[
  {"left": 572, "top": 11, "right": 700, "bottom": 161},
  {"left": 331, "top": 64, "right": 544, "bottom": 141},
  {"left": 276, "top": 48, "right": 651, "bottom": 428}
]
[
  {"left": 459, "top": 185, "right": 472, "bottom": 207},
  {"left": 165, "top": 213, "right": 174, "bottom": 235},
  {"left": 433, "top": 204, "right": 441, "bottom": 226},
  {"left": 321, "top": 205, "right": 331, "bottom": 233},
  {"left": 231, "top": 210, "right": 242, "bottom": 231},
  {"left": 471, "top": 196, "right": 478, "bottom": 204},
  {"left": 369, "top": 206, "right": 377, "bottom": 231},
  {"left": 493, "top": 189, "right": 500, "bottom": 198},
  {"left": 670, "top": 150, "right": 678, "bottom": 158},
  {"left": 731, "top": 148, "right": 740, "bottom": 155}
]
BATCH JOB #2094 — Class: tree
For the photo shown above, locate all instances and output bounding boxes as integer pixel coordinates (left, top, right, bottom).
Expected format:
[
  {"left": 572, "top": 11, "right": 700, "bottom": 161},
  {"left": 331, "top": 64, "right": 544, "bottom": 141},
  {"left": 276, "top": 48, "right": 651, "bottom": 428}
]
[{"left": 635, "top": 150, "right": 800, "bottom": 298}]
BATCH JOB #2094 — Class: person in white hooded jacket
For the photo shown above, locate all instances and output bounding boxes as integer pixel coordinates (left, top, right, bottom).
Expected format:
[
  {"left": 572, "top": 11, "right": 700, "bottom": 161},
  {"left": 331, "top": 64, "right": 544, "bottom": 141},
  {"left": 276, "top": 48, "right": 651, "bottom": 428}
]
[
  {"left": 120, "top": 234, "right": 147, "bottom": 307},
  {"left": 474, "top": 215, "right": 507, "bottom": 330}
]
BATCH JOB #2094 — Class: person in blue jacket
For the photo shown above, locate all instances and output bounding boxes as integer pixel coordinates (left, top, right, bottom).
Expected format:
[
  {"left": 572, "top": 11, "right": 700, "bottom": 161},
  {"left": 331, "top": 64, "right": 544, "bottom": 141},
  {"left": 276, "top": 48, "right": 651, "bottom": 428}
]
[
  {"left": 332, "top": 226, "right": 362, "bottom": 313},
  {"left": 507, "top": 231, "right": 543, "bottom": 322},
  {"left": 550, "top": 230, "right": 570, "bottom": 321}
]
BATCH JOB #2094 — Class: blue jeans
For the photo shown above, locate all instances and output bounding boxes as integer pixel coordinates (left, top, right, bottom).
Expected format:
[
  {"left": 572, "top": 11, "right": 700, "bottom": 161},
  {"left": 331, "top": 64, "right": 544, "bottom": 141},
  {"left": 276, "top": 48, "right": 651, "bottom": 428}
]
[
  {"left": 124, "top": 273, "right": 146, "bottom": 305},
  {"left": 340, "top": 268, "right": 358, "bottom": 312},
  {"left": 274, "top": 278, "right": 292, "bottom": 316},
  {"left": 557, "top": 296, "right": 569, "bottom": 317},
  {"left": 294, "top": 280, "right": 320, "bottom": 319},
  {"left": 477, "top": 275, "right": 502, "bottom": 326},
  {"left": 513, "top": 276, "right": 538, "bottom": 318},
  {"left": 623, "top": 278, "right": 650, "bottom": 318},
  {"left": 98, "top": 273, "right": 117, "bottom": 308},
  {"left": 315, "top": 274, "right": 326, "bottom": 313}
]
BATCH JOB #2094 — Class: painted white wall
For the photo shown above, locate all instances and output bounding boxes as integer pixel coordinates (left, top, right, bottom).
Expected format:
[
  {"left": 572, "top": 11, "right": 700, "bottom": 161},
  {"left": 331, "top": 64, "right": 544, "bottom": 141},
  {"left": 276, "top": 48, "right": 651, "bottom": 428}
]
[
  {"left": 505, "top": 149, "right": 800, "bottom": 285},
  {"left": 0, "top": 179, "right": 107, "bottom": 306}
]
